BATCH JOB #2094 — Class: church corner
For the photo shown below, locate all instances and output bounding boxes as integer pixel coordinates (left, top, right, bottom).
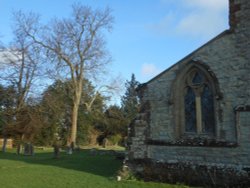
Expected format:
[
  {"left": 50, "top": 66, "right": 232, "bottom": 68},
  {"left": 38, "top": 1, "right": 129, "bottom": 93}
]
[{"left": 126, "top": 0, "right": 250, "bottom": 186}]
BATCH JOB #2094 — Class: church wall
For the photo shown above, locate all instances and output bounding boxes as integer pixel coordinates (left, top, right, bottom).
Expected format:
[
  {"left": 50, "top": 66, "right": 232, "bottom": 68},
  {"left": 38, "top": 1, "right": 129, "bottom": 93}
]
[
  {"left": 146, "top": 33, "right": 241, "bottom": 143},
  {"left": 138, "top": 30, "right": 250, "bottom": 164},
  {"left": 127, "top": 0, "right": 250, "bottom": 186}
]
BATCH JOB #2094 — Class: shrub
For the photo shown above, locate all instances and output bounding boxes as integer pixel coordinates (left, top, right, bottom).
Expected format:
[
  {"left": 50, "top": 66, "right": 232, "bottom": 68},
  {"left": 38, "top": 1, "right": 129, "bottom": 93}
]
[{"left": 108, "top": 134, "right": 122, "bottom": 146}]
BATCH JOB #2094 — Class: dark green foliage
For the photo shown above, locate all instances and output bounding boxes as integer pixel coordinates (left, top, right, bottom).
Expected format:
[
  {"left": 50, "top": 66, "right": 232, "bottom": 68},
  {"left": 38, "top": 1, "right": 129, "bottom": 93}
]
[
  {"left": 36, "top": 79, "right": 106, "bottom": 146},
  {"left": 0, "top": 85, "right": 18, "bottom": 136},
  {"left": 94, "top": 74, "right": 140, "bottom": 146},
  {"left": 0, "top": 84, "right": 5, "bottom": 135},
  {"left": 95, "top": 105, "right": 129, "bottom": 146},
  {"left": 76, "top": 85, "right": 106, "bottom": 146},
  {"left": 121, "top": 73, "right": 140, "bottom": 122},
  {"left": 35, "top": 80, "right": 72, "bottom": 146},
  {"left": 105, "top": 105, "right": 128, "bottom": 137},
  {"left": 0, "top": 73, "right": 140, "bottom": 148}
]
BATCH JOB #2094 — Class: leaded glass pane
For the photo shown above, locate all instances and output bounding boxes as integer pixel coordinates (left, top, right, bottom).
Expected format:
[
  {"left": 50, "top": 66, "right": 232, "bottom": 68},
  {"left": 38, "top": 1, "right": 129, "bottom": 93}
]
[
  {"left": 185, "top": 87, "right": 196, "bottom": 132},
  {"left": 201, "top": 85, "right": 215, "bottom": 133},
  {"left": 192, "top": 72, "right": 203, "bottom": 84}
]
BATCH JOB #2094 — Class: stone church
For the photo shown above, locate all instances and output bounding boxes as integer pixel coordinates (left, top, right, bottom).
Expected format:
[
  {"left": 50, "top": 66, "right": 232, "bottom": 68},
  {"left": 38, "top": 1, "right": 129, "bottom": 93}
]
[{"left": 127, "top": 0, "right": 250, "bottom": 186}]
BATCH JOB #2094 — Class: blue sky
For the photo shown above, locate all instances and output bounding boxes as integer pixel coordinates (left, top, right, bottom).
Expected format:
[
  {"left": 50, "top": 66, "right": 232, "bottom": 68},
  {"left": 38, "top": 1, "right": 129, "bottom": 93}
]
[{"left": 0, "top": 0, "right": 229, "bottom": 85}]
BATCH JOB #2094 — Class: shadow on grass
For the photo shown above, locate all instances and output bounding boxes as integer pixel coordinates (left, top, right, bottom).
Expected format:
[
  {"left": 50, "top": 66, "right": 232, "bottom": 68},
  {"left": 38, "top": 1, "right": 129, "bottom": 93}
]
[{"left": 0, "top": 148, "right": 123, "bottom": 178}]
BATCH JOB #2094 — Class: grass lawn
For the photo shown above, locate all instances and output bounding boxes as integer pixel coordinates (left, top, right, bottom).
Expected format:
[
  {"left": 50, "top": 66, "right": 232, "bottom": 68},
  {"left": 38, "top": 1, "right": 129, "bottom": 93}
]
[{"left": 0, "top": 148, "right": 187, "bottom": 188}]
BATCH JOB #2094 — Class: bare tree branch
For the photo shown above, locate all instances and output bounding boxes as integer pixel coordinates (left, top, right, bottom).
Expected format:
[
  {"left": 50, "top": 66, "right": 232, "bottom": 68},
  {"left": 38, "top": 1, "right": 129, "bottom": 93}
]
[{"left": 14, "top": 5, "right": 114, "bottom": 152}]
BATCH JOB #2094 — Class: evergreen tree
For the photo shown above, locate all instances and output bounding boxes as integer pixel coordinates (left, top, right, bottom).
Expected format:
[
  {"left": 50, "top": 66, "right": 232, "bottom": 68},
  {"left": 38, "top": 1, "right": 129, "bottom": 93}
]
[
  {"left": 104, "top": 105, "right": 128, "bottom": 136},
  {"left": 37, "top": 79, "right": 107, "bottom": 146},
  {"left": 121, "top": 73, "right": 140, "bottom": 122}
]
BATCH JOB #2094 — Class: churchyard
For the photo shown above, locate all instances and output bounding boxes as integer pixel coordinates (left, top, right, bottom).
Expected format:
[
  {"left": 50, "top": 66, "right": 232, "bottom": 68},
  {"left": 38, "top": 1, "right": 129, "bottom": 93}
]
[{"left": 0, "top": 148, "right": 187, "bottom": 188}]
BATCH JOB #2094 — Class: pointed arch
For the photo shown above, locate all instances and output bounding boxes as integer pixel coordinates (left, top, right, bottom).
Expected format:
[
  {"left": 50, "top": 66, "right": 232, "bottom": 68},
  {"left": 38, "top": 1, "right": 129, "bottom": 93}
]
[{"left": 171, "top": 60, "right": 222, "bottom": 138}]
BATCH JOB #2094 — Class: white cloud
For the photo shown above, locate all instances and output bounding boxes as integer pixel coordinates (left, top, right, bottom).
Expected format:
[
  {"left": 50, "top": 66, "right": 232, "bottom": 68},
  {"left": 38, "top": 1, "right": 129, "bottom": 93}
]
[
  {"left": 183, "top": 0, "right": 228, "bottom": 11},
  {"left": 149, "top": 0, "right": 228, "bottom": 39},
  {"left": 176, "top": 11, "right": 226, "bottom": 38},
  {"left": 0, "top": 50, "right": 20, "bottom": 66},
  {"left": 141, "top": 63, "right": 160, "bottom": 77}
]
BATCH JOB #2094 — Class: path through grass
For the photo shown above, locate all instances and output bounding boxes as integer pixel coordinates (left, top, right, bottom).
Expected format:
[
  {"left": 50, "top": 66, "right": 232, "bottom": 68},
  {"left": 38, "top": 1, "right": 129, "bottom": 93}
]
[{"left": 0, "top": 148, "right": 187, "bottom": 188}]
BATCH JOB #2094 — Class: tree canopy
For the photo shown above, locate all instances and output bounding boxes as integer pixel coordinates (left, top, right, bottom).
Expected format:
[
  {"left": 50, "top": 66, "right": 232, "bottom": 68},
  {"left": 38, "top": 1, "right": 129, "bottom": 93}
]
[
  {"left": 12, "top": 4, "right": 114, "bottom": 152},
  {"left": 0, "top": 4, "right": 141, "bottom": 152},
  {"left": 121, "top": 73, "right": 140, "bottom": 122}
]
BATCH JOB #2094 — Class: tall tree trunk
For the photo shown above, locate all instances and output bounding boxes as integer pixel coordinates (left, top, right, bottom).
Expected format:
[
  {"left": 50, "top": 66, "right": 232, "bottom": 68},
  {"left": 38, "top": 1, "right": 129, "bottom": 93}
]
[
  {"left": 16, "top": 134, "right": 24, "bottom": 155},
  {"left": 71, "top": 102, "right": 79, "bottom": 147},
  {"left": 2, "top": 136, "right": 7, "bottom": 153},
  {"left": 67, "top": 93, "right": 81, "bottom": 154}
]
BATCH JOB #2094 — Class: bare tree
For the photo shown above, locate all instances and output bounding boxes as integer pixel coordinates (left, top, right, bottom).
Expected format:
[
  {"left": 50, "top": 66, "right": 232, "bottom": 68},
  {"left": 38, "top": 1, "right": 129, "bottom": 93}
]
[
  {"left": 0, "top": 12, "right": 43, "bottom": 154},
  {"left": 15, "top": 4, "right": 114, "bottom": 153},
  {"left": 83, "top": 78, "right": 122, "bottom": 113}
]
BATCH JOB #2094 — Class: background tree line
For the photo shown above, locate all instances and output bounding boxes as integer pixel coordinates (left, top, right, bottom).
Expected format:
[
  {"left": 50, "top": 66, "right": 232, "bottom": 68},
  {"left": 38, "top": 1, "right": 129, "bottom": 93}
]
[
  {"left": 0, "top": 3, "right": 140, "bottom": 154},
  {"left": 0, "top": 74, "right": 140, "bottom": 152}
]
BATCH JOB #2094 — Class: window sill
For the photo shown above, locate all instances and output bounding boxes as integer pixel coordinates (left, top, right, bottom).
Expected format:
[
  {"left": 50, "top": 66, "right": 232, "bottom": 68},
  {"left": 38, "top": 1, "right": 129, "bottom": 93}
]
[{"left": 146, "top": 138, "right": 238, "bottom": 148}]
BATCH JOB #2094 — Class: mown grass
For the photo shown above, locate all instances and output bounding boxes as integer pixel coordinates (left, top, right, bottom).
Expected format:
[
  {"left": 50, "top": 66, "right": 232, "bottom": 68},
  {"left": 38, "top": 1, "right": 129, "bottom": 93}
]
[{"left": 0, "top": 148, "right": 187, "bottom": 188}]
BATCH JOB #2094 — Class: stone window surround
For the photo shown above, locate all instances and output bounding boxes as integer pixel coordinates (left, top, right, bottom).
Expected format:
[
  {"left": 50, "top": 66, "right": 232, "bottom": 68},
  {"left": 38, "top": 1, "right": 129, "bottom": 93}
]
[
  {"left": 145, "top": 61, "right": 240, "bottom": 147},
  {"left": 171, "top": 60, "right": 222, "bottom": 140}
]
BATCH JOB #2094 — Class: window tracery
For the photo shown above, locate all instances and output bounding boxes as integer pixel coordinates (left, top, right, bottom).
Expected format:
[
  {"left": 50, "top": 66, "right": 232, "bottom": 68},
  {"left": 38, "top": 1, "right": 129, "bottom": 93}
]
[{"left": 184, "top": 69, "right": 215, "bottom": 135}]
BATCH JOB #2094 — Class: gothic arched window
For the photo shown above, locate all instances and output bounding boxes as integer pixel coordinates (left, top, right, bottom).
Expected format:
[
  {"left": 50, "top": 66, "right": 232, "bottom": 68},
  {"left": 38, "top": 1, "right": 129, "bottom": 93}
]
[
  {"left": 172, "top": 61, "right": 221, "bottom": 139},
  {"left": 184, "top": 69, "right": 215, "bottom": 135}
]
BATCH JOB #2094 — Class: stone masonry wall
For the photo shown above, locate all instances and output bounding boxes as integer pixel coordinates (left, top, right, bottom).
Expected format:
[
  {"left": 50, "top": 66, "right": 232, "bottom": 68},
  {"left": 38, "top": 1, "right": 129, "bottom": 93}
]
[
  {"left": 128, "top": 0, "right": 250, "bottom": 186},
  {"left": 148, "top": 106, "right": 250, "bottom": 165},
  {"left": 139, "top": 23, "right": 250, "bottom": 166},
  {"left": 146, "top": 33, "right": 240, "bottom": 142}
]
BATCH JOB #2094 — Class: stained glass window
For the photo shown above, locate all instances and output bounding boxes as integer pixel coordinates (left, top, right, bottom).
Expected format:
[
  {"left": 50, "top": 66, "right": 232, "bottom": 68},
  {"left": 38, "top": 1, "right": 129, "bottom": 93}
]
[
  {"left": 192, "top": 72, "right": 203, "bottom": 84},
  {"left": 184, "top": 70, "right": 215, "bottom": 135},
  {"left": 185, "top": 87, "right": 196, "bottom": 132},
  {"left": 201, "top": 85, "right": 215, "bottom": 133}
]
